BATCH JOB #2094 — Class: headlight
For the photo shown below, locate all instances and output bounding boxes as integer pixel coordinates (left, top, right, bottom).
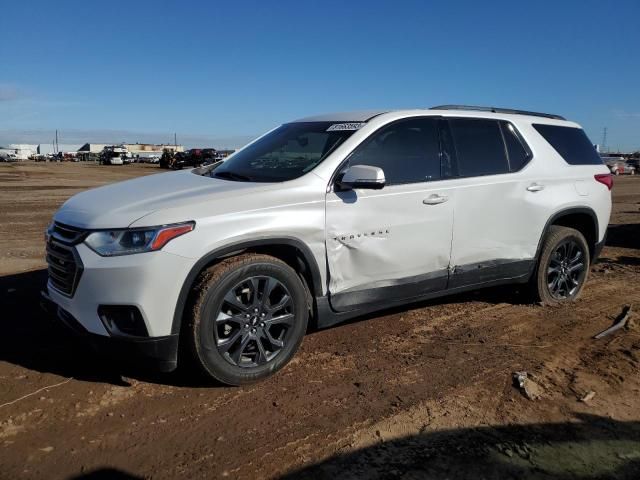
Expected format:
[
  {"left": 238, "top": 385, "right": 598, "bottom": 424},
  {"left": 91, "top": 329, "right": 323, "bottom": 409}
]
[{"left": 84, "top": 222, "right": 194, "bottom": 256}]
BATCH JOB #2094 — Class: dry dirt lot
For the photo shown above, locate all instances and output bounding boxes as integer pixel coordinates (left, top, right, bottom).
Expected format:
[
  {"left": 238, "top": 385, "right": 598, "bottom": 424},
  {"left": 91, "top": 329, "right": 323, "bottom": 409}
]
[{"left": 1, "top": 162, "right": 639, "bottom": 479}]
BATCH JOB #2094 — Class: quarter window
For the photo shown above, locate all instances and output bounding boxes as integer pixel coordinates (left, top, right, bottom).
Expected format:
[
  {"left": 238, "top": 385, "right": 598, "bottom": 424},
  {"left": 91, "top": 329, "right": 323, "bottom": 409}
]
[
  {"left": 533, "top": 124, "right": 602, "bottom": 165},
  {"left": 448, "top": 118, "right": 509, "bottom": 177},
  {"left": 347, "top": 118, "right": 441, "bottom": 184}
]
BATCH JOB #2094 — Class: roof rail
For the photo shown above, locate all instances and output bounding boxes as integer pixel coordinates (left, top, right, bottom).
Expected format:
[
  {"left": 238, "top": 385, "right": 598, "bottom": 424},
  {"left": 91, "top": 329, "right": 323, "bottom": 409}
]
[{"left": 429, "top": 105, "right": 566, "bottom": 121}]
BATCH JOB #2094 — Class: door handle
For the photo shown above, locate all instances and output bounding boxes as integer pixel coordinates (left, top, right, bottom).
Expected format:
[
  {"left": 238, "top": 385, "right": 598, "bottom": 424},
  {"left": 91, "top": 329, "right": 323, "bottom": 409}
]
[
  {"left": 526, "top": 183, "right": 545, "bottom": 192},
  {"left": 423, "top": 194, "right": 448, "bottom": 205}
]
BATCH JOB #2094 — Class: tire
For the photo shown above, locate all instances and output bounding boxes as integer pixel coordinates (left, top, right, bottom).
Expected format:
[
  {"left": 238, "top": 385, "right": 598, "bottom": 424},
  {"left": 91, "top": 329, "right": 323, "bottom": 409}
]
[
  {"left": 186, "top": 254, "right": 309, "bottom": 385},
  {"left": 532, "top": 226, "right": 590, "bottom": 304}
]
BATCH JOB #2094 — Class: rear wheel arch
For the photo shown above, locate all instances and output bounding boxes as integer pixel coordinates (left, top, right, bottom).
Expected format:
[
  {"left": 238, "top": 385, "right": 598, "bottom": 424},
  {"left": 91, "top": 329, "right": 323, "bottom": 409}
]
[
  {"left": 535, "top": 207, "right": 599, "bottom": 263},
  {"left": 172, "top": 238, "right": 322, "bottom": 336},
  {"left": 531, "top": 225, "right": 590, "bottom": 304}
]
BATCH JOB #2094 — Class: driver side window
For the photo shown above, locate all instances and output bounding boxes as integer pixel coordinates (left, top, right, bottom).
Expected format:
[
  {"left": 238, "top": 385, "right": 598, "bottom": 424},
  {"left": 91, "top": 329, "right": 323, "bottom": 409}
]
[{"left": 347, "top": 117, "right": 441, "bottom": 185}]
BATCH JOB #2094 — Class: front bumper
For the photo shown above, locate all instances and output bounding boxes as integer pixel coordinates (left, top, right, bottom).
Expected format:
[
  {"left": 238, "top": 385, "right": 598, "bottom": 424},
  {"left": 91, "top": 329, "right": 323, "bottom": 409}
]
[
  {"left": 47, "top": 244, "right": 194, "bottom": 336},
  {"left": 44, "top": 242, "right": 196, "bottom": 372},
  {"left": 42, "top": 288, "right": 179, "bottom": 372}
]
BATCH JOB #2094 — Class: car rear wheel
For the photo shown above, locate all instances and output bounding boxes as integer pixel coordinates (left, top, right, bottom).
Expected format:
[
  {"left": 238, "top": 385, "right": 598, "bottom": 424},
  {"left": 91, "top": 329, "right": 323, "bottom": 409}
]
[
  {"left": 186, "top": 254, "right": 308, "bottom": 385},
  {"left": 532, "top": 226, "right": 590, "bottom": 304}
]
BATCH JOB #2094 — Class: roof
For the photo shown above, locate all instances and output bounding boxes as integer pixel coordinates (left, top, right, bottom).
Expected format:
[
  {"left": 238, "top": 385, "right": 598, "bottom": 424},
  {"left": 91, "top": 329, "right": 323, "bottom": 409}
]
[
  {"left": 292, "top": 110, "right": 391, "bottom": 123},
  {"left": 291, "top": 107, "right": 574, "bottom": 126},
  {"left": 429, "top": 105, "right": 565, "bottom": 120}
]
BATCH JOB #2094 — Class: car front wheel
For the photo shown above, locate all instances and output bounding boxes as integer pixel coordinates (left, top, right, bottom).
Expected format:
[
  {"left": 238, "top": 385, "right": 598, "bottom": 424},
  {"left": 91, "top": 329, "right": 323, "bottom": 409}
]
[{"left": 186, "top": 254, "right": 309, "bottom": 385}]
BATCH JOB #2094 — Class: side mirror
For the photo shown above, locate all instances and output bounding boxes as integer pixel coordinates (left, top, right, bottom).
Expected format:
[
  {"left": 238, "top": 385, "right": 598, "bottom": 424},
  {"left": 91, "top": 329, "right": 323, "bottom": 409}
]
[{"left": 338, "top": 165, "right": 386, "bottom": 190}]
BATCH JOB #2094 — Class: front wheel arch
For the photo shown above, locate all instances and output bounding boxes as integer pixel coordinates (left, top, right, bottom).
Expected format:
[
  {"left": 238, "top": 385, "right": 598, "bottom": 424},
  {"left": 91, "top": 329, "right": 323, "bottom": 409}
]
[
  {"left": 185, "top": 253, "right": 309, "bottom": 384},
  {"left": 172, "top": 238, "right": 322, "bottom": 336}
]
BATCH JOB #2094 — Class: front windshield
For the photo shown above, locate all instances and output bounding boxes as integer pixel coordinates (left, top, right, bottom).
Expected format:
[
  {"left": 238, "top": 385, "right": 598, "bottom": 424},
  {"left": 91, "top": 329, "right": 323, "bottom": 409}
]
[{"left": 212, "top": 122, "right": 360, "bottom": 182}]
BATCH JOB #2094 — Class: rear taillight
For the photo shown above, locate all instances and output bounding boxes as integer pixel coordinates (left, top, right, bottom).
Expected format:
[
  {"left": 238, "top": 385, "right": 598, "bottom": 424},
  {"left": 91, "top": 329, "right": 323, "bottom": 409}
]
[{"left": 594, "top": 173, "right": 613, "bottom": 191}]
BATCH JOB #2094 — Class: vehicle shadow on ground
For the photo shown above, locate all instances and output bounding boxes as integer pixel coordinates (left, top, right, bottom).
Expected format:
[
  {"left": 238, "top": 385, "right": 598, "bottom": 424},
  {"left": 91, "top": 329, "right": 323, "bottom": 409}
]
[
  {"left": 316, "top": 282, "right": 533, "bottom": 334},
  {"left": 606, "top": 256, "right": 640, "bottom": 267},
  {"left": 0, "top": 269, "right": 532, "bottom": 388},
  {"left": 1, "top": 269, "right": 124, "bottom": 385},
  {"left": 0, "top": 269, "right": 208, "bottom": 387},
  {"left": 606, "top": 223, "right": 640, "bottom": 250},
  {"left": 69, "top": 469, "right": 143, "bottom": 480},
  {"left": 280, "top": 414, "right": 640, "bottom": 479}
]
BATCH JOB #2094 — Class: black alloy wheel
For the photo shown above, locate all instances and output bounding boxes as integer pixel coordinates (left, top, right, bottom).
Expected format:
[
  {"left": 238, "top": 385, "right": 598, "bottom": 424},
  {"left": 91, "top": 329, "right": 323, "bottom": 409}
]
[
  {"left": 533, "top": 225, "right": 590, "bottom": 304},
  {"left": 215, "top": 276, "right": 295, "bottom": 367},
  {"left": 546, "top": 239, "right": 586, "bottom": 300},
  {"left": 186, "top": 253, "right": 308, "bottom": 385}
]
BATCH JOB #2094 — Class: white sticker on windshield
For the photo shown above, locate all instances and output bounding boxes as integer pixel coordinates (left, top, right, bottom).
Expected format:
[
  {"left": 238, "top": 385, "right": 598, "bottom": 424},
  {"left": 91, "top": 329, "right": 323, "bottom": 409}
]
[{"left": 326, "top": 122, "right": 366, "bottom": 132}]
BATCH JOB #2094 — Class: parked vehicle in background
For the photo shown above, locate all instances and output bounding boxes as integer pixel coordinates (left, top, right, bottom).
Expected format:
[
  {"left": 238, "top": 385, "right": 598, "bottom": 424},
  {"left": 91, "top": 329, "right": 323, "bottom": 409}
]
[
  {"left": 59, "top": 152, "right": 79, "bottom": 162},
  {"left": 171, "top": 149, "right": 215, "bottom": 169},
  {"left": 43, "top": 105, "right": 612, "bottom": 385},
  {"left": 168, "top": 151, "right": 188, "bottom": 169},
  {"left": 0, "top": 151, "right": 18, "bottom": 162},
  {"left": 202, "top": 149, "right": 217, "bottom": 161},
  {"left": 100, "top": 146, "right": 127, "bottom": 165},
  {"left": 608, "top": 161, "right": 635, "bottom": 175},
  {"left": 628, "top": 158, "right": 640, "bottom": 171},
  {"left": 160, "top": 149, "right": 219, "bottom": 169},
  {"left": 159, "top": 149, "right": 175, "bottom": 169}
]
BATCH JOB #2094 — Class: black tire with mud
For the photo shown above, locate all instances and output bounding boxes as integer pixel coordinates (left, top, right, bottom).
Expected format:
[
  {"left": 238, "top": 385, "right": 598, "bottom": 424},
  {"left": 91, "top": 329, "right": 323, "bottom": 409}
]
[
  {"left": 184, "top": 254, "right": 308, "bottom": 385},
  {"left": 532, "top": 225, "right": 590, "bottom": 304}
]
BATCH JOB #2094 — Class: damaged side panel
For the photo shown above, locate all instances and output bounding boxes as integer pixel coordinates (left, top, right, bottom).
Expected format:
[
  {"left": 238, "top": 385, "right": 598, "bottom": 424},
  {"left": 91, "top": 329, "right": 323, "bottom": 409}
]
[
  {"left": 447, "top": 176, "right": 547, "bottom": 284},
  {"left": 325, "top": 184, "right": 455, "bottom": 311}
]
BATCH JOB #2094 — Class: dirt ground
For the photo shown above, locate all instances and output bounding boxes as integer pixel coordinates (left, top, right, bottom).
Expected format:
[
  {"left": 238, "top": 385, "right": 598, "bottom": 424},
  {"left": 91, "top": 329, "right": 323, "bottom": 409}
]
[{"left": 1, "top": 162, "right": 639, "bottom": 480}]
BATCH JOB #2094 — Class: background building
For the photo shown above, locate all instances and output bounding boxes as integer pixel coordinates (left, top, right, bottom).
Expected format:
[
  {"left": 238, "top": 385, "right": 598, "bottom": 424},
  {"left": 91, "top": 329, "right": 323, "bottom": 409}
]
[
  {"left": 38, "top": 144, "right": 82, "bottom": 155},
  {"left": 125, "top": 143, "right": 184, "bottom": 154},
  {"left": 75, "top": 143, "right": 185, "bottom": 161},
  {"left": 2, "top": 144, "right": 39, "bottom": 160}
]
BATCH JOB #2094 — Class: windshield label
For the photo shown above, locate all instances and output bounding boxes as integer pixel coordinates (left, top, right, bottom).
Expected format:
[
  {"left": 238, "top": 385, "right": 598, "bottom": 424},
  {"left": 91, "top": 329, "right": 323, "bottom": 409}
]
[{"left": 326, "top": 122, "right": 366, "bottom": 132}]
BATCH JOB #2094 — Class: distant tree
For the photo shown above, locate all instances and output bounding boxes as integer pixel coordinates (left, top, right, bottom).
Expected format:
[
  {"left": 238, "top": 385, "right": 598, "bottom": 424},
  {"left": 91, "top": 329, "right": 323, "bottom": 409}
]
[{"left": 633, "top": 151, "right": 640, "bottom": 159}]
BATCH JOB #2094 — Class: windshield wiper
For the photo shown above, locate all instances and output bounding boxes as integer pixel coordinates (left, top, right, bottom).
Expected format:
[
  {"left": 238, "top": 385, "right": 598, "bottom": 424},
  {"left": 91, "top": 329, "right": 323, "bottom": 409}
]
[{"left": 212, "top": 170, "right": 252, "bottom": 182}]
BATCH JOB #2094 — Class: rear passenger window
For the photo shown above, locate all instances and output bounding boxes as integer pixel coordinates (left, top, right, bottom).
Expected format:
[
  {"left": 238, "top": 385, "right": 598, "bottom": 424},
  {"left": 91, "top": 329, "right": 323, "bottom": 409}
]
[
  {"left": 533, "top": 124, "right": 602, "bottom": 165},
  {"left": 347, "top": 117, "right": 441, "bottom": 184},
  {"left": 449, "top": 119, "right": 509, "bottom": 176},
  {"left": 500, "top": 121, "right": 531, "bottom": 171}
]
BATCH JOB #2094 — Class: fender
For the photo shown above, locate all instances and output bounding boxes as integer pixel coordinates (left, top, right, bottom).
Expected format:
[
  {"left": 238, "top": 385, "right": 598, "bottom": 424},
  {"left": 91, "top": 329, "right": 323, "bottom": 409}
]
[
  {"left": 171, "top": 237, "right": 323, "bottom": 335},
  {"left": 533, "top": 207, "right": 599, "bottom": 264}
]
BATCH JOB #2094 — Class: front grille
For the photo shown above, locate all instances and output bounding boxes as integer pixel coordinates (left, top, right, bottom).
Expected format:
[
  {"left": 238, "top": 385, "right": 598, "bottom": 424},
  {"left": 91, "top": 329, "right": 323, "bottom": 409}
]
[
  {"left": 46, "top": 223, "right": 85, "bottom": 297},
  {"left": 50, "top": 222, "right": 87, "bottom": 244}
]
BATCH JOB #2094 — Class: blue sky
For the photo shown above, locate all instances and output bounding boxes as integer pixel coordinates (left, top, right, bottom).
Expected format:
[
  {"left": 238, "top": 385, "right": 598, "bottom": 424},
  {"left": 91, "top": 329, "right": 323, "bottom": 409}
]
[{"left": 1, "top": 0, "right": 639, "bottom": 150}]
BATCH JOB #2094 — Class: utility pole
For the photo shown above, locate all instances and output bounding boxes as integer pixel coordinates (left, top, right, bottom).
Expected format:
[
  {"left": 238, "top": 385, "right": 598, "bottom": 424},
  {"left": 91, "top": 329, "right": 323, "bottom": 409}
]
[
  {"left": 601, "top": 127, "right": 608, "bottom": 153},
  {"left": 174, "top": 132, "right": 177, "bottom": 149},
  {"left": 55, "top": 129, "right": 59, "bottom": 154}
]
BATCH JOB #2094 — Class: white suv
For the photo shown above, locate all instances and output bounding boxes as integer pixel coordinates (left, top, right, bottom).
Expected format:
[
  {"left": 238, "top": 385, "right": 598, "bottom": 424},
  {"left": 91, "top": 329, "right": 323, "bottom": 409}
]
[{"left": 43, "top": 106, "right": 612, "bottom": 385}]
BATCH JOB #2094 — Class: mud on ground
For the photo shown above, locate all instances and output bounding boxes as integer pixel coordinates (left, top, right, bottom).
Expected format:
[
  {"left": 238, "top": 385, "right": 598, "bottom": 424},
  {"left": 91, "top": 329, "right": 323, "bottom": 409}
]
[{"left": 0, "top": 162, "right": 639, "bottom": 479}]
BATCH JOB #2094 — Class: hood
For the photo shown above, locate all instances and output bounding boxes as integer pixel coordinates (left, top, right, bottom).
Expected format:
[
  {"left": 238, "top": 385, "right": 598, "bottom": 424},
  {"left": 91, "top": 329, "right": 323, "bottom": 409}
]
[{"left": 54, "top": 169, "right": 278, "bottom": 228}]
